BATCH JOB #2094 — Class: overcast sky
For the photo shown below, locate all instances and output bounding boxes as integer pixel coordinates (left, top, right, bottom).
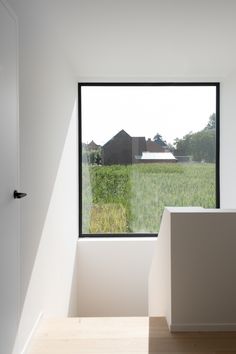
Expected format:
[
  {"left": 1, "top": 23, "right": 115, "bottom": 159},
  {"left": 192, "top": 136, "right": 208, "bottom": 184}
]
[{"left": 81, "top": 85, "right": 216, "bottom": 146}]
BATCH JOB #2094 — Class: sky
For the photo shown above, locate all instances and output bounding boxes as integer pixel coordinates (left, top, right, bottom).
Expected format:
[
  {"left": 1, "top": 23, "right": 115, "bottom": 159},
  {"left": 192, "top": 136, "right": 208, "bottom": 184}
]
[{"left": 81, "top": 85, "right": 216, "bottom": 146}]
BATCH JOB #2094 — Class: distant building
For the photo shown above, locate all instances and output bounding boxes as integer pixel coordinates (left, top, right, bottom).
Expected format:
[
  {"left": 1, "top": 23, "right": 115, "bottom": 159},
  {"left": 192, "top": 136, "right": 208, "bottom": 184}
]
[
  {"left": 102, "top": 130, "right": 133, "bottom": 165},
  {"left": 102, "top": 129, "right": 173, "bottom": 165},
  {"left": 135, "top": 152, "right": 177, "bottom": 163},
  {"left": 86, "top": 140, "right": 100, "bottom": 150},
  {"left": 132, "top": 137, "right": 146, "bottom": 163},
  {"left": 146, "top": 138, "right": 166, "bottom": 152}
]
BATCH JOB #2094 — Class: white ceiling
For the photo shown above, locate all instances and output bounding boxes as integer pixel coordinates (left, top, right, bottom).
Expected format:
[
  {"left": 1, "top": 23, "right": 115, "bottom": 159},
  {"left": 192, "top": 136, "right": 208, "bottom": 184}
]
[{"left": 8, "top": 0, "right": 236, "bottom": 78}]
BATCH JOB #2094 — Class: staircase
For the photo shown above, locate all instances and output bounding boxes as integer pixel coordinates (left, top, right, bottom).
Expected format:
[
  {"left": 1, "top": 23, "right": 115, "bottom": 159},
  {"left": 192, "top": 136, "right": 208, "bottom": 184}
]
[
  {"left": 28, "top": 316, "right": 236, "bottom": 354},
  {"left": 28, "top": 316, "right": 150, "bottom": 354}
]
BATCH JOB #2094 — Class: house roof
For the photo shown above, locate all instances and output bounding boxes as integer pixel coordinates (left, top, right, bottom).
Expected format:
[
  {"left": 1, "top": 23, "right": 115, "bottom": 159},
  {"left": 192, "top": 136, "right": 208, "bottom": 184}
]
[
  {"left": 87, "top": 140, "right": 100, "bottom": 149},
  {"left": 138, "top": 152, "right": 176, "bottom": 160},
  {"left": 103, "top": 129, "right": 131, "bottom": 147}
]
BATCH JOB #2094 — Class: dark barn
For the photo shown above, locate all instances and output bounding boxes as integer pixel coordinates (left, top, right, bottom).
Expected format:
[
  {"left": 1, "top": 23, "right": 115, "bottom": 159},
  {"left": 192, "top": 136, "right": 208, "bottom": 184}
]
[
  {"left": 102, "top": 130, "right": 170, "bottom": 165},
  {"left": 102, "top": 130, "right": 133, "bottom": 165},
  {"left": 132, "top": 137, "right": 146, "bottom": 162}
]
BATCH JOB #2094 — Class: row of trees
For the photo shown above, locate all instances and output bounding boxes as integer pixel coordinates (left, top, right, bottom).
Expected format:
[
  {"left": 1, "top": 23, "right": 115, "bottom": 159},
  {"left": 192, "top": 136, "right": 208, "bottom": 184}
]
[
  {"left": 153, "top": 113, "right": 216, "bottom": 163},
  {"left": 173, "top": 113, "right": 216, "bottom": 162}
]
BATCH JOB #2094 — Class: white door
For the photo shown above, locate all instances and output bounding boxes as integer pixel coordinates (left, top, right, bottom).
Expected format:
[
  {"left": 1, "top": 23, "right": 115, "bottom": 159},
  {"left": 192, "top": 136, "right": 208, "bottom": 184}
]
[{"left": 0, "top": 2, "right": 20, "bottom": 354}]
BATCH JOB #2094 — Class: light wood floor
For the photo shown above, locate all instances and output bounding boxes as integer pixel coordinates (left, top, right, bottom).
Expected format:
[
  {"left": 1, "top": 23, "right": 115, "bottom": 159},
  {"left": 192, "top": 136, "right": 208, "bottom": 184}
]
[{"left": 28, "top": 317, "right": 236, "bottom": 354}]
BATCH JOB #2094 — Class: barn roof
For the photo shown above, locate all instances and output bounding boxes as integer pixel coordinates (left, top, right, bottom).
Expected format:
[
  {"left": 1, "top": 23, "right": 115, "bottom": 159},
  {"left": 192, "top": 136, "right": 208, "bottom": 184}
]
[
  {"left": 87, "top": 140, "right": 100, "bottom": 150},
  {"left": 103, "top": 129, "right": 131, "bottom": 147},
  {"left": 138, "top": 152, "right": 176, "bottom": 160}
]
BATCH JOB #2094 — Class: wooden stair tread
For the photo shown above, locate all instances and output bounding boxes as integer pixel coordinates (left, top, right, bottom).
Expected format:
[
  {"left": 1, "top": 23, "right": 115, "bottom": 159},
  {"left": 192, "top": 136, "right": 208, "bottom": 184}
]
[{"left": 28, "top": 316, "right": 236, "bottom": 354}]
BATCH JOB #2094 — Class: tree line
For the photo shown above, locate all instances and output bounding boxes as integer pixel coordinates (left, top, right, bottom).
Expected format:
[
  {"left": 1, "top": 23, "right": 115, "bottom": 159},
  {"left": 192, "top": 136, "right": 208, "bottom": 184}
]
[{"left": 173, "top": 113, "right": 216, "bottom": 163}]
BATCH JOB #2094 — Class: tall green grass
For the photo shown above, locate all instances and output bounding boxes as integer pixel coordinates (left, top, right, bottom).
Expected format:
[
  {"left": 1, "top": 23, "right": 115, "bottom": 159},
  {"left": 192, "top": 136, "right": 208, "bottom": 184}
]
[{"left": 83, "top": 163, "right": 215, "bottom": 234}]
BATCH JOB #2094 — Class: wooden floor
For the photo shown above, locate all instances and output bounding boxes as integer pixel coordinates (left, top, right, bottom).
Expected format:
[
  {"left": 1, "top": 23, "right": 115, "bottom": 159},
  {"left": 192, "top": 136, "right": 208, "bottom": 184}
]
[{"left": 28, "top": 317, "right": 236, "bottom": 354}]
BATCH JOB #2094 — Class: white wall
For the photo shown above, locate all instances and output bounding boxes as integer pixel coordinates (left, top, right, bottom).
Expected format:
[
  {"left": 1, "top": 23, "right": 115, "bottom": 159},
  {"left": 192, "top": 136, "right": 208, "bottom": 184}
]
[
  {"left": 220, "top": 71, "right": 236, "bottom": 207},
  {"left": 149, "top": 208, "right": 236, "bottom": 331},
  {"left": 0, "top": 2, "right": 19, "bottom": 354},
  {"left": 8, "top": 2, "right": 79, "bottom": 353},
  {"left": 148, "top": 209, "right": 171, "bottom": 324},
  {"left": 77, "top": 238, "right": 155, "bottom": 316},
  {"left": 15, "top": 103, "right": 79, "bottom": 353},
  {"left": 73, "top": 0, "right": 236, "bottom": 317}
]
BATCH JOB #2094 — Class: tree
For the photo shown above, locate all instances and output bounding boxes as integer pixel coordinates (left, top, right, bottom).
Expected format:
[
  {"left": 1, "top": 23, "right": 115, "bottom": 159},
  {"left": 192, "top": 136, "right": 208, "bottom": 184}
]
[
  {"left": 174, "top": 113, "right": 216, "bottom": 162},
  {"left": 153, "top": 133, "right": 167, "bottom": 147},
  {"left": 167, "top": 143, "right": 175, "bottom": 153},
  {"left": 174, "top": 132, "right": 193, "bottom": 156},
  {"left": 82, "top": 146, "right": 102, "bottom": 165},
  {"left": 204, "top": 113, "right": 216, "bottom": 130},
  {"left": 189, "top": 130, "right": 215, "bottom": 162},
  {"left": 88, "top": 149, "right": 102, "bottom": 165},
  {"left": 174, "top": 130, "right": 215, "bottom": 162}
]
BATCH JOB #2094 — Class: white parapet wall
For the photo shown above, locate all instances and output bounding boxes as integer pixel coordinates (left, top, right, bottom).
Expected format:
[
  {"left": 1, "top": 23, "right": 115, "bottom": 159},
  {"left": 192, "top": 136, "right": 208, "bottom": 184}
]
[{"left": 148, "top": 207, "right": 236, "bottom": 331}]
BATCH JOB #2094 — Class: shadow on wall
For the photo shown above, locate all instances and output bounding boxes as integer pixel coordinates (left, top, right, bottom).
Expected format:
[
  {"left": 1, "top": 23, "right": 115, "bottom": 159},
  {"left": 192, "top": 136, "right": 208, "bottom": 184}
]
[
  {"left": 68, "top": 245, "right": 79, "bottom": 316},
  {"left": 13, "top": 91, "right": 79, "bottom": 353}
]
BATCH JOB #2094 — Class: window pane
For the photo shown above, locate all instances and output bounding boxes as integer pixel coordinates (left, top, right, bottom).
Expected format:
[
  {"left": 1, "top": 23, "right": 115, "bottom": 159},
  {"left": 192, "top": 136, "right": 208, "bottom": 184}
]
[{"left": 80, "top": 85, "right": 218, "bottom": 236}]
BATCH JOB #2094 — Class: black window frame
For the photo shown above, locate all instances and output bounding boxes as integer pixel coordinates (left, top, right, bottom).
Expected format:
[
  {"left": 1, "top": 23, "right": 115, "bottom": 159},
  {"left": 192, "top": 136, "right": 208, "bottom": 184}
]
[{"left": 78, "top": 82, "right": 220, "bottom": 238}]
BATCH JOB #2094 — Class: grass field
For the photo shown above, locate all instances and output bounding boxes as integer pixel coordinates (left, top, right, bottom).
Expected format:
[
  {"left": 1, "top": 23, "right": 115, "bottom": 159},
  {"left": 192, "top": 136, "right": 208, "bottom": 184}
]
[{"left": 82, "top": 163, "right": 216, "bottom": 234}]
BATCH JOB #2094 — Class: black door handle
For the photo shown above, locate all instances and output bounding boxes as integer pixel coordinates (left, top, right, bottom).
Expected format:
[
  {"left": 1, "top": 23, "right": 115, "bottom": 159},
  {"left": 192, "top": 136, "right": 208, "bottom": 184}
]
[{"left": 14, "top": 190, "right": 27, "bottom": 199}]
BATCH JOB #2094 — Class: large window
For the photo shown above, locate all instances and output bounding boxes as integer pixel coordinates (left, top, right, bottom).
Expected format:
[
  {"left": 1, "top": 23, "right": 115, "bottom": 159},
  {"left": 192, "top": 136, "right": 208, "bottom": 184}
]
[{"left": 79, "top": 83, "right": 219, "bottom": 237}]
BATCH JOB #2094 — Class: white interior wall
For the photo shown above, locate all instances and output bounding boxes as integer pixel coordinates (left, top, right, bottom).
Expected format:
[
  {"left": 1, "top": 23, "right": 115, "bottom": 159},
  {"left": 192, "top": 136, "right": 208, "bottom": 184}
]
[
  {"left": 77, "top": 238, "right": 155, "bottom": 316},
  {"left": 8, "top": 2, "right": 79, "bottom": 353},
  {"left": 148, "top": 209, "right": 171, "bottom": 323},
  {"left": 149, "top": 208, "right": 236, "bottom": 331},
  {"left": 14, "top": 103, "right": 79, "bottom": 353},
  {"left": 220, "top": 72, "right": 236, "bottom": 207},
  {"left": 75, "top": 0, "right": 236, "bottom": 316},
  {"left": 6, "top": 0, "right": 236, "bottom": 350},
  {"left": 171, "top": 209, "right": 236, "bottom": 331}
]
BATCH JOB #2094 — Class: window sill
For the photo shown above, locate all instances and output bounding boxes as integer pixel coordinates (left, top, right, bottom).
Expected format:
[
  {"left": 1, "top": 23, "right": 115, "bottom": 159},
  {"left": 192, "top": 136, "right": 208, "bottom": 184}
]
[{"left": 78, "top": 236, "right": 157, "bottom": 242}]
